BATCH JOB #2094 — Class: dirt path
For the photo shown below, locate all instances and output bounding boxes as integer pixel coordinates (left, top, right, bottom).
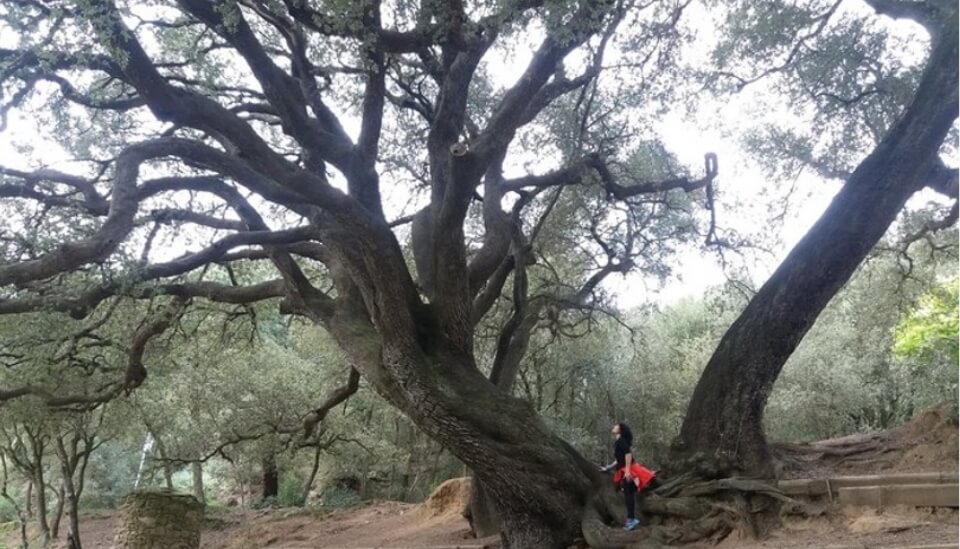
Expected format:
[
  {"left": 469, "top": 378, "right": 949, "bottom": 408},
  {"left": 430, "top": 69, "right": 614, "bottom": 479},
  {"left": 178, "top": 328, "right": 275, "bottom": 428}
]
[
  {"left": 6, "top": 488, "right": 957, "bottom": 549},
  {"left": 202, "top": 500, "right": 499, "bottom": 549},
  {"left": 207, "top": 502, "right": 958, "bottom": 549},
  {"left": 5, "top": 405, "right": 956, "bottom": 548},
  {"left": 13, "top": 479, "right": 501, "bottom": 549},
  {"left": 711, "top": 506, "right": 958, "bottom": 549},
  {"left": 3, "top": 504, "right": 493, "bottom": 549},
  {"left": 23, "top": 499, "right": 956, "bottom": 549},
  {"left": 205, "top": 478, "right": 501, "bottom": 548}
]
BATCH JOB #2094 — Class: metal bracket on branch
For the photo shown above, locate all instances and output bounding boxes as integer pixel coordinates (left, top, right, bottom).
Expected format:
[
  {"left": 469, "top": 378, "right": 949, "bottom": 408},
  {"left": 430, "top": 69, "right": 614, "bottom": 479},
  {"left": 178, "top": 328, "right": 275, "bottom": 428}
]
[
  {"left": 703, "top": 152, "right": 722, "bottom": 246},
  {"left": 449, "top": 141, "right": 470, "bottom": 157}
]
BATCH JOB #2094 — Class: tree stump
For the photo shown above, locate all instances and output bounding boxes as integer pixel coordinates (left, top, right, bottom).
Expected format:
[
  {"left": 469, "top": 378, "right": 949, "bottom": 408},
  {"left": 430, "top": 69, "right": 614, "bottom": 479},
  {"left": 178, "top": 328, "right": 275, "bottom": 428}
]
[{"left": 113, "top": 490, "right": 203, "bottom": 549}]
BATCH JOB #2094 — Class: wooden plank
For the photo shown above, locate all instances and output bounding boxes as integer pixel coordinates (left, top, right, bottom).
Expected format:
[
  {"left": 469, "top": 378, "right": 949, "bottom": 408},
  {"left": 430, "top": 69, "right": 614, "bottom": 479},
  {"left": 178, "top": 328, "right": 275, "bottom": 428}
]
[
  {"left": 837, "top": 484, "right": 959, "bottom": 508},
  {"left": 778, "top": 472, "right": 959, "bottom": 497}
]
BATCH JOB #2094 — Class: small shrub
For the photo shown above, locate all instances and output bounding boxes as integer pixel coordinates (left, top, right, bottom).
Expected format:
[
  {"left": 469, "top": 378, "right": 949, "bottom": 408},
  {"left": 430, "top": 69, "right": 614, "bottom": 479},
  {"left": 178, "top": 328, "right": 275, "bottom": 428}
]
[{"left": 277, "top": 473, "right": 305, "bottom": 507}]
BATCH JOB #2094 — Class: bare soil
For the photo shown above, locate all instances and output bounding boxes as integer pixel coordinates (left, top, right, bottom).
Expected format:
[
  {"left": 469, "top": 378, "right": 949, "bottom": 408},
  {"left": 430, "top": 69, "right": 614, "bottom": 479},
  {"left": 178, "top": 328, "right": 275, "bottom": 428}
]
[
  {"left": 710, "top": 506, "right": 958, "bottom": 549},
  {"left": 774, "top": 401, "right": 959, "bottom": 479},
  {"left": 3, "top": 478, "right": 498, "bottom": 549}
]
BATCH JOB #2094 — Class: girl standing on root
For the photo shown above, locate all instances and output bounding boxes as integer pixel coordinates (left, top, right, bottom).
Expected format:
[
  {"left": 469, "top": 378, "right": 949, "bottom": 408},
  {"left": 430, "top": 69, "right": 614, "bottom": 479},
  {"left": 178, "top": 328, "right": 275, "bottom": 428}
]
[{"left": 601, "top": 422, "right": 657, "bottom": 531}]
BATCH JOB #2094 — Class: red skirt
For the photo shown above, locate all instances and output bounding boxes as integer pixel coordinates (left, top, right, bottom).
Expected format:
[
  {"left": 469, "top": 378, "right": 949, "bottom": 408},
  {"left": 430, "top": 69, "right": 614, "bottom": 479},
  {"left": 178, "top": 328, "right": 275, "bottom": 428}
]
[{"left": 613, "top": 463, "right": 656, "bottom": 490}]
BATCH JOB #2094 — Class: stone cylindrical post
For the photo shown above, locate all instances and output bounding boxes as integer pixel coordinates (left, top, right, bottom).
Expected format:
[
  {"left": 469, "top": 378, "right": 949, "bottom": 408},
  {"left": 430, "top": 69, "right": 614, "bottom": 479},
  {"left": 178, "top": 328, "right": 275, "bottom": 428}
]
[{"left": 113, "top": 490, "right": 203, "bottom": 549}]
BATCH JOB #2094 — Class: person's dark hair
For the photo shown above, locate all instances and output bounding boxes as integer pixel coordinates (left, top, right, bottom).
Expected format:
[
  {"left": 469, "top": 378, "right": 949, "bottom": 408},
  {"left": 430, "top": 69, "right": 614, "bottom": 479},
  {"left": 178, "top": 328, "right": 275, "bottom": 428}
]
[{"left": 617, "top": 422, "right": 633, "bottom": 445}]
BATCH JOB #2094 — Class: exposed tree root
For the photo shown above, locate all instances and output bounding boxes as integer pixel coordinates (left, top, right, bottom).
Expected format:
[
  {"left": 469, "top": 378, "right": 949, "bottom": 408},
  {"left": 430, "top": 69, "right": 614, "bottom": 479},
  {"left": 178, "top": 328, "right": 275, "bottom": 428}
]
[
  {"left": 773, "top": 433, "right": 890, "bottom": 457},
  {"left": 771, "top": 434, "right": 902, "bottom": 475},
  {"left": 580, "top": 475, "right": 816, "bottom": 549}
]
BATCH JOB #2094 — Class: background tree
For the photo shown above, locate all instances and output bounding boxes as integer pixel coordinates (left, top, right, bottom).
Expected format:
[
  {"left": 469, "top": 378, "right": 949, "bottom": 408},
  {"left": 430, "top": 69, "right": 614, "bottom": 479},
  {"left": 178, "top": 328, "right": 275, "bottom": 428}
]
[{"left": 673, "top": 0, "right": 957, "bottom": 476}]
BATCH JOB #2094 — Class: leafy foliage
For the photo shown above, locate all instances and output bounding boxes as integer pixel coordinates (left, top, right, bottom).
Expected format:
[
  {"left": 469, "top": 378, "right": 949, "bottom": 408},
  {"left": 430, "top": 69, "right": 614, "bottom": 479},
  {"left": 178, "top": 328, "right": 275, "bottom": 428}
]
[{"left": 894, "top": 278, "right": 959, "bottom": 366}]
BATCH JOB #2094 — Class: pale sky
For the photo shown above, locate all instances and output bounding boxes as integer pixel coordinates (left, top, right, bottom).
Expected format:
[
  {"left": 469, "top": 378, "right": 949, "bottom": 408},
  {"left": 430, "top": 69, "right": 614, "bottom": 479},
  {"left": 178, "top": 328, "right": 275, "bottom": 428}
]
[{"left": 611, "top": 109, "right": 840, "bottom": 307}]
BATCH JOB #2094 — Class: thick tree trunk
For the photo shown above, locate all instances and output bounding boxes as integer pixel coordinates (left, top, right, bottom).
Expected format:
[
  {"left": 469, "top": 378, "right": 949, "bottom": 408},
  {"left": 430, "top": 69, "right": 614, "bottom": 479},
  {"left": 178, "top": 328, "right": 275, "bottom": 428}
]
[
  {"left": 329, "top": 313, "right": 601, "bottom": 548},
  {"left": 51, "top": 483, "right": 65, "bottom": 539},
  {"left": 465, "top": 478, "right": 502, "bottom": 538},
  {"left": 673, "top": 19, "right": 958, "bottom": 477},
  {"left": 56, "top": 448, "right": 83, "bottom": 549},
  {"left": 261, "top": 455, "right": 278, "bottom": 500},
  {"left": 33, "top": 471, "right": 50, "bottom": 544},
  {"left": 151, "top": 432, "right": 174, "bottom": 490},
  {"left": 24, "top": 430, "right": 52, "bottom": 544},
  {"left": 64, "top": 485, "right": 82, "bottom": 549},
  {"left": 466, "top": 317, "right": 536, "bottom": 539},
  {"left": 191, "top": 462, "right": 205, "bottom": 505},
  {"left": 234, "top": 464, "right": 247, "bottom": 507},
  {"left": 163, "top": 463, "right": 174, "bottom": 491},
  {"left": 301, "top": 445, "right": 322, "bottom": 506},
  {"left": 24, "top": 481, "right": 33, "bottom": 518}
]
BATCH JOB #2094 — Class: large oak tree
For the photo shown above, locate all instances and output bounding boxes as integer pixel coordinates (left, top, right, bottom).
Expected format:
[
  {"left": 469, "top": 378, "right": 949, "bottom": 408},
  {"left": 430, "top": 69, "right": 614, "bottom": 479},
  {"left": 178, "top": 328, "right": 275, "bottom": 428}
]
[{"left": 0, "top": 0, "right": 956, "bottom": 547}]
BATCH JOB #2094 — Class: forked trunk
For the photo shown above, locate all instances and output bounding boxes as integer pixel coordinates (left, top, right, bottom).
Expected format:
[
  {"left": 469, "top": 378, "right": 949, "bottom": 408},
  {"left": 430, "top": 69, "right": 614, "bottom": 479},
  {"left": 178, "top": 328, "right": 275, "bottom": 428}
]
[
  {"left": 58, "top": 457, "right": 82, "bottom": 549},
  {"left": 33, "top": 471, "right": 50, "bottom": 544}
]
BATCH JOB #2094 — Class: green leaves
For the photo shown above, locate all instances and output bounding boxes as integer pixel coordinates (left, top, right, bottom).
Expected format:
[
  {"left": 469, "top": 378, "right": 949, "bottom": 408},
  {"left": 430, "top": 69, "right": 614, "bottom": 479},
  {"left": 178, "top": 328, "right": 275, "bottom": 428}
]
[
  {"left": 708, "top": 0, "right": 932, "bottom": 183},
  {"left": 894, "top": 278, "right": 959, "bottom": 367}
]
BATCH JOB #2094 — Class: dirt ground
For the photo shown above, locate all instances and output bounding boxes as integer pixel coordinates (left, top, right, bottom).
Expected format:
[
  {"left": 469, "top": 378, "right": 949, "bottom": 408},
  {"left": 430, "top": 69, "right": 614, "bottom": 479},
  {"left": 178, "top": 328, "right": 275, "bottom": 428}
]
[
  {"left": 4, "top": 405, "right": 957, "bottom": 549},
  {"left": 774, "top": 401, "right": 960, "bottom": 480},
  {"left": 710, "top": 506, "right": 958, "bottom": 549},
  {"left": 21, "top": 498, "right": 956, "bottom": 549},
  {"left": 3, "top": 478, "right": 499, "bottom": 549}
]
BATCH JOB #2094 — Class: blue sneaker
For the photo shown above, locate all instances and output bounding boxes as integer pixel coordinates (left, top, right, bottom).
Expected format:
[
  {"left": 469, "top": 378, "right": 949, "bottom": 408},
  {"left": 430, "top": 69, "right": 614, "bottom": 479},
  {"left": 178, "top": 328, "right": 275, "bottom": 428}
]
[{"left": 624, "top": 518, "right": 640, "bottom": 531}]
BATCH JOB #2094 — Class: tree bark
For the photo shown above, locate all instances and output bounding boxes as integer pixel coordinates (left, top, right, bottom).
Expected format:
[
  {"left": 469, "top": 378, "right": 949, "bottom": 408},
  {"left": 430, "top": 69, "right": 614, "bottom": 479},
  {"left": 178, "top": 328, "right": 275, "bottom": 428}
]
[
  {"left": 151, "top": 431, "right": 174, "bottom": 490},
  {"left": 673, "top": 14, "right": 959, "bottom": 477},
  {"left": 63, "top": 482, "right": 82, "bottom": 549},
  {"left": 328, "top": 311, "right": 601, "bottom": 548},
  {"left": 301, "top": 445, "right": 323, "bottom": 506},
  {"left": 32, "top": 463, "right": 50, "bottom": 544},
  {"left": 467, "top": 289, "right": 544, "bottom": 539},
  {"left": 55, "top": 437, "right": 83, "bottom": 549},
  {"left": 51, "top": 483, "right": 65, "bottom": 540},
  {"left": 24, "top": 480, "right": 33, "bottom": 518},
  {"left": 233, "top": 464, "right": 247, "bottom": 508},
  {"left": 191, "top": 462, "right": 205, "bottom": 505},
  {"left": 163, "top": 462, "right": 174, "bottom": 490},
  {"left": 261, "top": 455, "right": 279, "bottom": 500},
  {"left": 465, "top": 477, "right": 502, "bottom": 538}
]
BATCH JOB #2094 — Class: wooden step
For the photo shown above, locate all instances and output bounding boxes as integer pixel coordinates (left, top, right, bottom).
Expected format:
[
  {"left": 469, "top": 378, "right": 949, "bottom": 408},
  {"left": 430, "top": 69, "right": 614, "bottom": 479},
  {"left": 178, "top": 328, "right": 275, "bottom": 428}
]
[
  {"left": 836, "top": 483, "right": 958, "bottom": 508},
  {"left": 779, "top": 472, "right": 959, "bottom": 497},
  {"left": 815, "top": 545, "right": 958, "bottom": 549}
]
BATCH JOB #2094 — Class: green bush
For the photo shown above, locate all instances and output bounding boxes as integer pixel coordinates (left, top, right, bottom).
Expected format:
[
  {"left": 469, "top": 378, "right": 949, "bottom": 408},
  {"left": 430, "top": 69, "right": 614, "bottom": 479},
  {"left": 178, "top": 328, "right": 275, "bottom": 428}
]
[
  {"left": 0, "top": 497, "right": 19, "bottom": 523},
  {"left": 0, "top": 518, "right": 17, "bottom": 536},
  {"left": 318, "top": 485, "right": 361, "bottom": 508},
  {"left": 79, "top": 491, "right": 123, "bottom": 511},
  {"left": 251, "top": 495, "right": 278, "bottom": 509},
  {"left": 277, "top": 472, "right": 305, "bottom": 507},
  {"left": 894, "top": 279, "right": 959, "bottom": 366}
]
